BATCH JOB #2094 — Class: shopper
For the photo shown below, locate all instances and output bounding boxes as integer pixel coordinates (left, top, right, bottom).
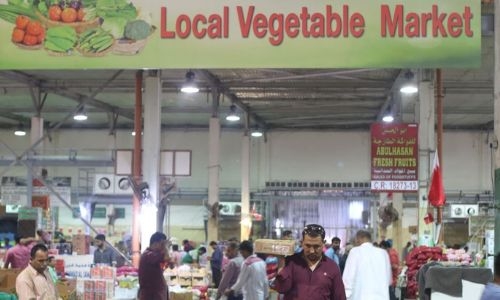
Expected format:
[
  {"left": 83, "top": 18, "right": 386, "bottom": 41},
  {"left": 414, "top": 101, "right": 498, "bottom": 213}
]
[
  {"left": 342, "top": 230, "right": 391, "bottom": 300},
  {"left": 217, "top": 242, "right": 244, "bottom": 300},
  {"left": 380, "top": 240, "right": 400, "bottom": 300},
  {"left": 480, "top": 252, "right": 500, "bottom": 300},
  {"left": 93, "top": 234, "right": 116, "bottom": 266},
  {"left": 16, "top": 244, "right": 58, "bottom": 300},
  {"left": 138, "top": 232, "right": 169, "bottom": 300},
  {"left": 225, "top": 240, "right": 268, "bottom": 300},
  {"left": 274, "top": 224, "right": 346, "bottom": 300},
  {"left": 3, "top": 235, "right": 36, "bottom": 269},
  {"left": 325, "top": 236, "right": 341, "bottom": 265},
  {"left": 209, "top": 241, "right": 223, "bottom": 288}
]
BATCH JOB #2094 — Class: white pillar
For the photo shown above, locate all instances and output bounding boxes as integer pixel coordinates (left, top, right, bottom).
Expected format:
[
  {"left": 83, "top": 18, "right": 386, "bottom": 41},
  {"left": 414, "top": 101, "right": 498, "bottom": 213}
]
[
  {"left": 30, "top": 116, "right": 44, "bottom": 151},
  {"left": 208, "top": 118, "right": 221, "bottom": 242},
  {"left": 240, "top": 134, "right": 251, "bottom": 241},
  {"left": 141, "top": 72, "right": 161, "bottom": 248},
  {"left": 417, "top": 80, "right": 435, "bottom": 246}
]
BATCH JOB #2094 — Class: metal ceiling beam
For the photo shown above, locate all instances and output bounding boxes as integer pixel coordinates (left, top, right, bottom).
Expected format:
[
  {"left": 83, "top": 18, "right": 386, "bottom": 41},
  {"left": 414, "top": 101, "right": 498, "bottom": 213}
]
[
  {"left": 195, "top": 70, "right": 268, "bottom": 129},
  {"left": 0, "top": 70, "right": 134, "bottom": 121},
  {"left": 376, "top": 69, "right": 408, "bottom": 122},
  {"left": 0, "top": 112, "right": 31, "bottom": 123}
]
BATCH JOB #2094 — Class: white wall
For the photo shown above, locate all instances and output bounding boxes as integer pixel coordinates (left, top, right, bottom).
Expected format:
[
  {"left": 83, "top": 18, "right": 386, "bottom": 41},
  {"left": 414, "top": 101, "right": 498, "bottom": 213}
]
[{"left": 0, "top": 129, "right": 493, "bottom": 191}]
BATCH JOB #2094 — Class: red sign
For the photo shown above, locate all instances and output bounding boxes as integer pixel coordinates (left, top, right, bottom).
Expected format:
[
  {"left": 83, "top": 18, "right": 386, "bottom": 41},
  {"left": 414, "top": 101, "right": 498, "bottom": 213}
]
[{"left": 371, "top": 123, "right": 418, "bottom": 192}]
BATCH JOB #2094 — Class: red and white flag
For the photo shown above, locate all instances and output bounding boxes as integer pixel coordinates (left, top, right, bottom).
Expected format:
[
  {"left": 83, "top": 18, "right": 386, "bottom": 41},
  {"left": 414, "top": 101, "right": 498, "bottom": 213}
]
[{"left": 428, "top": 151, "right": 446, "bottom": 207}]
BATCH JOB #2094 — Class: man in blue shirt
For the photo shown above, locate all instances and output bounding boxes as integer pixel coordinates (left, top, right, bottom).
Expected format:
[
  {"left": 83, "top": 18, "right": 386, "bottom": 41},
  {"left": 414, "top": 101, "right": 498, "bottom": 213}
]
[
  {"left": 325, "top": 236, "right": 341, "bottom": 265},
  {"left": 480, "top": 253, "right": 500, "bottom": 300},
  {"left": 210, "top": 241, "right": 223, "bottom": 288}
]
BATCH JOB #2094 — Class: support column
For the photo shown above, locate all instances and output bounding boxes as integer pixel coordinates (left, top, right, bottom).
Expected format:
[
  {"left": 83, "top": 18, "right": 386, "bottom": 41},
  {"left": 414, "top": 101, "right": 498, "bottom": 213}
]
[
  {"left": 208, "top": 118, "right": 220, "bottom": 242},
  {"left": 493, "top": 0, "right": 500, "bottom": 255},
  {"left": 28, "top": 116, "right": 44, "bottom": 206},
  {"left": 142, "top": 71, "right": 161, "bottom": 247},
  {"left": 30, "top": 117, "right": 44, "bottom": 152},
  {"left": 392, "top": 193, "right": 403, "bottom": 254},
  {"left": 240, "top": 133, "right": 251, "bottom": 241},
  {"left": 417, "top": 79, "right": 435, "bottom": 246}
]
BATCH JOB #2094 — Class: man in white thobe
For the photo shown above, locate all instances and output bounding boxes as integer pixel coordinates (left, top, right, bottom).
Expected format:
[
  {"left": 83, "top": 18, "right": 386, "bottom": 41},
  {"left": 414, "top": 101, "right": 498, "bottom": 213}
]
[
  {"left": 342, "top": 230, "right": 391, "bottom": 300},
  {"left": 225, "top": 240, "right": 269, "bottom": 300}
]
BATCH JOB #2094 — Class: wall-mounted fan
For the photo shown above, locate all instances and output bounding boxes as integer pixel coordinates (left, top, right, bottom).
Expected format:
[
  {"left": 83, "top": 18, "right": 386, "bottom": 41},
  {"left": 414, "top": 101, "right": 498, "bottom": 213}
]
[{"left": 378, "top": 202, "right": 399, "bottom": 229}]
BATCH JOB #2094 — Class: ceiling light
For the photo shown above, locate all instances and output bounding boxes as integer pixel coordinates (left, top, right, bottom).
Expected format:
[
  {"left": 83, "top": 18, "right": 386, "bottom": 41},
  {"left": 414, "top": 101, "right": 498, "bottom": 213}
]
[
  {"left": 131, "top": 131, "right": 143, "bottom": 136},
  {"left": 73, "top": 107, "right": 88, "bottom": 121},
  {"left": 382, "top": 105, "right": 394, "bottom": 123},
  {"left": 225, "top": 104, "right": 240, "bottom": 122},
  {"left": 14, "top": 124, "right": 26, "bottom": 136},
  {"left": 382, "top": 114, "right": 394, "bottom": 123},
  {"left": 180, "top": 71, "right": 199, "bottom": 94},
  {"left": 251, "top": 129, "right": 263, "bottom": 137},
  {"left": 400, "top": 70, "right": 418, "bottom": 94}
]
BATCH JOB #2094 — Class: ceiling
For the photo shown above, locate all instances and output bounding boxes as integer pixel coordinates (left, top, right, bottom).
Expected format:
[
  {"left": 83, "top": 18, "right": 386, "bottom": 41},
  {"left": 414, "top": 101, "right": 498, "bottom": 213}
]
[{"left": 0, "top": 36, "right": 494, "bottom": 134}]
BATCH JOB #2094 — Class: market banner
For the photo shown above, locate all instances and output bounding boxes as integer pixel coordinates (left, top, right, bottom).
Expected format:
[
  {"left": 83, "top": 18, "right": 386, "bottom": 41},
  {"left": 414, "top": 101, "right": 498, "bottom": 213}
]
[
  {"left": 0, "top": 0, "right": 480, "bottom": 69},
  {"left": 370, "top": 123, "right": 418, "bottom": 192}
]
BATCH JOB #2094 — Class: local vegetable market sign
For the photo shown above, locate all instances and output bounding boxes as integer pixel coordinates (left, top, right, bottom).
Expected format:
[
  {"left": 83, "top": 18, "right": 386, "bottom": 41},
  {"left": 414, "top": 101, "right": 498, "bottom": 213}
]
[
  {"left": 0, "top": 0, "right": 480, "bottom": 69},
  {"left": 370, "top": 123, "right": 418, "bottom": 192}
]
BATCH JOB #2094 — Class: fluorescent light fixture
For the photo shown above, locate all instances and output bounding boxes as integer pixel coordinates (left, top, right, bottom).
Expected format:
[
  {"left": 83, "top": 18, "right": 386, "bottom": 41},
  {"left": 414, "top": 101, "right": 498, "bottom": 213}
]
[
  {"left": 226, "top": 104, "right": 240, "bottom": 122},
  {"left": 14, "top": 129, "right": 26, "bottom": 136},
  {"left": 382, "top": 114, "right": 394, "bottom": 123},
  {"left": 131, "top": 131, "right": 143, "bottom": 136},
  {"left": 73, "top": 107, "right": 88, "bottom": 121},
  {"left": 14, "top": 123, "right": 26, "bottom": 136},
  {"left": 400, "top": 70, "right": 418, "bottom": 94},
  {"left": 251, "top": 129, "right": 263, "bottom": 137},
  {"left": 180, "top": 71, "right": 199, "bottom": 94},
  {"left": 400, "top": 85, "right": 418, "bottom": 94}
]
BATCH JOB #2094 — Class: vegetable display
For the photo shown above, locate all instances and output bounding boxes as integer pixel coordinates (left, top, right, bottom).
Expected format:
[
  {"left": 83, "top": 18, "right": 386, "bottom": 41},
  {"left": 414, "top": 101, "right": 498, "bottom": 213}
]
[{"left": 404, "top": 246, "right": 445, "bottom": 299}]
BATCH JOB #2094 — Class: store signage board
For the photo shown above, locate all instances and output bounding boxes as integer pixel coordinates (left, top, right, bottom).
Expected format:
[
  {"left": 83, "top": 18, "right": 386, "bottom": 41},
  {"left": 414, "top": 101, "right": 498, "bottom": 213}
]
[
  {"left": 0, "top": 0, "right": 480, "bottom": 69},
  {"left": 370, "top": 123, "right": 418, "bottom": 192},
  {"left": 1, "top": 176, "right": 71, "bottom": 206}
]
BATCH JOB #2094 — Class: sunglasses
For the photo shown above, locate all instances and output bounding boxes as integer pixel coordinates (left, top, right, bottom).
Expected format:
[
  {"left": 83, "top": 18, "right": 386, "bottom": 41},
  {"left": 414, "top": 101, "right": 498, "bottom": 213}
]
[{"left": 303, "top": 224, "right": 325, "bottom": 239}]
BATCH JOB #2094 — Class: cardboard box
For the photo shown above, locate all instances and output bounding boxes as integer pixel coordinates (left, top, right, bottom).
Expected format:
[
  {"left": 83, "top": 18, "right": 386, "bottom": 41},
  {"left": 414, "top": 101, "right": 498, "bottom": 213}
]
[
  {"left": 178, "top": 274, "right": 191, "bottom": 286},
  {"left": 57, "top": 280, "right": 77, "bottom": 300},
  {"left": 169, "top": 291, "right": 193, "bottom": 300},
  {"left": 0, "top": 269, "right": 21, "bottom": 292},
  {"left": 254, "top": 239, "right": 296, "bottom": 256},
  {"left": 72, "top": 235, "right": 90, "bottom": 255}
]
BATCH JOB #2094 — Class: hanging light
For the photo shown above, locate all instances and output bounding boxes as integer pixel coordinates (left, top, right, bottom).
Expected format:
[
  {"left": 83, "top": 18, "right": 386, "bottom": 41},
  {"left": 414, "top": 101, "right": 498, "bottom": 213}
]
[
  {"left": 225, "top": 104, "right": 240, "bottom": 122},
  {"left": 73, "top": 106, "right": 88, "bottom": 121},
  {"left": 382, "top": 114, "right": 394, "bottom": 123},
  {"left": 382, "top": 105, "right": 394, "bottom": 123},
  {"left": 14, "top": 123, "right": 26, "bottom": 136},
  {"left": 251, "top": 128, "right": 263, "bottom": 137},
  {"left": 400, "top": 71, "right": 418, "bottom": 94},
  {"left": 180, "top": 71, "right": 199, "bottom": 94}
]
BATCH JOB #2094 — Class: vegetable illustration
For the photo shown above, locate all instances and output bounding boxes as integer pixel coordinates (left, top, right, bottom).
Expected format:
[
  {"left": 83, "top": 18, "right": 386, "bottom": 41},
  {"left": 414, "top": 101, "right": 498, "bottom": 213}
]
[
  {"left": 11, "top": 15, "right": 44, "bottom": 47},
  {"left": 60, "top": 7, "right": 77, "bottom": 22},
  {"left": 44, "top": 25, "right": 77, "bottom": 52},
  {"left": 124, "top": 19, "right": 150, "bottom": 40},
  {"left": 48, "top": 5, "right": 61, "bottom": 21},
  {"left": 78, "top": 27, "right": 114, "bottom": 53},
  {"left": 0, "top": 3, "right": 39, "bottom": 24}
]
